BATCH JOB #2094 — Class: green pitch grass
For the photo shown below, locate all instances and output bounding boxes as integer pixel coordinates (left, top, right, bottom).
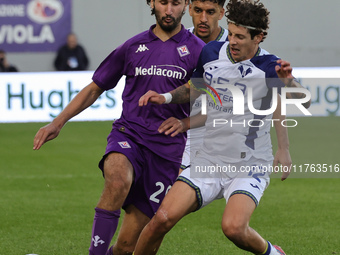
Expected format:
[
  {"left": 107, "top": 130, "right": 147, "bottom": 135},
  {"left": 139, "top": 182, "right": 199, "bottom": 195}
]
[{"left": 0, "top": 117, "right": 339, "bottom": 255}]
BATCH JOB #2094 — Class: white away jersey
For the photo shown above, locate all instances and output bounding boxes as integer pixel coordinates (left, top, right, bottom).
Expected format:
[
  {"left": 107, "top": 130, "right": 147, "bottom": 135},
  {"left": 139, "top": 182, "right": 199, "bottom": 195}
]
[{"left": 191, "top": 41, "right": 285, "bottom": 164}]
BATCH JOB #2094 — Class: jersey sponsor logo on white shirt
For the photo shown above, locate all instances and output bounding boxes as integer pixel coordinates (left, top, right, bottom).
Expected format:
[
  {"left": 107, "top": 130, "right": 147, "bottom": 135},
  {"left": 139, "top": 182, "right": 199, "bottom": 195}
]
[{"left": 135, "top": 44, "right": 149, "bottom": 53}]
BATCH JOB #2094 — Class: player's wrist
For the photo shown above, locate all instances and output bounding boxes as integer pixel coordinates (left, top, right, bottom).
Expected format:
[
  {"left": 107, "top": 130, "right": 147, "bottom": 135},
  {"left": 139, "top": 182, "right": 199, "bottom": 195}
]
[
  {"left": 277, "top": 145, "right": 290, "bottom": 151},
  {"left": 160, "top": 92, "right": 172, "bottom": 104},
  {"left": 181, "top": 118, "right": 190, "bottom": 132}
]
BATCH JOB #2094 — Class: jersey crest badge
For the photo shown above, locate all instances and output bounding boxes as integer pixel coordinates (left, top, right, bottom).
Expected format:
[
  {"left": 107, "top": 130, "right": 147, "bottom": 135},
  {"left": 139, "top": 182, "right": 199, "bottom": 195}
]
[
  {"left": 118, "top": 141, "right": 131, "bottom": 148},
  {"left": 238, "top": 65, "right": 252, "bottom": 78},
  {"left": 177, "top": 45, "right": 190, "bottom": 57}
]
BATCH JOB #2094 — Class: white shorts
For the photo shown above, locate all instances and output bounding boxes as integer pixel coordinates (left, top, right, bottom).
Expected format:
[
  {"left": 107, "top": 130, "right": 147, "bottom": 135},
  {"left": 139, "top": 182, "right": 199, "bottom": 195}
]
[
  {"left": 180, "top": 128, "right": 205, "bottom": 170},
  {"left": 180, "top": 138, "right": 191, "bottom": 170},
  {"left": 177, "top": 157, "right": 271, "bottom": 210}
]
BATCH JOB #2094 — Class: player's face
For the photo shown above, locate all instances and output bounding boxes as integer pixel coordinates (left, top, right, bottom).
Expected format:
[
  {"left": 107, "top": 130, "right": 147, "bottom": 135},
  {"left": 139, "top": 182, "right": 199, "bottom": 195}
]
[
  {"left": 152, "top": 0, "right": 187, "bottom": 32},
  {"left": 189, "top": 1, "right": 224, "bottom": 43},
  {"left": 227, "top": 23, "right": 262, "bottom": 62}
]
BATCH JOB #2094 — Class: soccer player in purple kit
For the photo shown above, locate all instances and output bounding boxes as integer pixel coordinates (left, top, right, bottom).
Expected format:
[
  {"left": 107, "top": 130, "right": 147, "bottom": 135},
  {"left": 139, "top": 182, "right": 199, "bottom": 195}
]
[{"left": 33, "top": 0, "right": 205, "bottom": 255}]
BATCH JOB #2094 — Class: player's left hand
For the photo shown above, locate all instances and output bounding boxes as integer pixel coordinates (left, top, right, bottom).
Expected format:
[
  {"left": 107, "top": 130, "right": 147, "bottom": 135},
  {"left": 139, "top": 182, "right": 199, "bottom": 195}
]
[
  {"left": 275, "top": 59, "right": 293, "bottom": 87},
  {"left": 273, "top": 148, "right": 292, "bottom": 181},
  {"left": 139, "top": 90, "right": 166, "bottom": 106},
  {"left": 158, "top": 117, "right": 187, "bottom": 137}
]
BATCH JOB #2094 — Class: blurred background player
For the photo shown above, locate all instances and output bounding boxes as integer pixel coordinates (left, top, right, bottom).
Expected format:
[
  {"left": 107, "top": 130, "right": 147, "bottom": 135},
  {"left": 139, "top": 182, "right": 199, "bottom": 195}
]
[
  {"left": 134, "top": 0, "right": 310, "bottom": 254},
  {"left": 33, "top": 0, "right": 204, "bottom": 255},
  {"left": 0, "top": 49, "right": 18, "bottom": 72},
  {"left": 54, "top": 33, "right": 89, "bottom": 71},
  {"left": 188, "top": 0, "right": 227, "bottom": 43},
  {"left": 185, "top": 0, "right": 227, "bottom": 171},
  {"left": 163, "top": 0, "right": 227, "bottom": 174}
]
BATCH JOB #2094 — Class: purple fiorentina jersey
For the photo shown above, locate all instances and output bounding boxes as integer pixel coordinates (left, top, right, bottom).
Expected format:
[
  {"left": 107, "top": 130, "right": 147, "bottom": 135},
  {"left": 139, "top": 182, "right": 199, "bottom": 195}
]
[{"left": 93, "top": 25, "right": 205, "bottom": 162}]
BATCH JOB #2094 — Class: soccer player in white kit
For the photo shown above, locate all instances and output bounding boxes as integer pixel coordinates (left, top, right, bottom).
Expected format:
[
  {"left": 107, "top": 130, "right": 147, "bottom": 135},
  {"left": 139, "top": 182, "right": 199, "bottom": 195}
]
[
  {"left": 135, "top": 0, "right": 305, "bottom": 254},
  {"left": 163, "top": 0, "right": 302, "bottom": 176}
]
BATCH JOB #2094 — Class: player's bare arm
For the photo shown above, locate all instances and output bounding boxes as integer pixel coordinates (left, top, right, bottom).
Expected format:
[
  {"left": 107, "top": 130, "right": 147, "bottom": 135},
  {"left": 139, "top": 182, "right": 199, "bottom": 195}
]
[
  {"left": 272, "top": 95, "right": 292, "bottom": 181},
  {"left": 171, "top": 82, "right": 192, "bottom": 103},
  {"left": 33, "top": 82, "right": 104, "bottom": 150},
  {"left": 286, "top": 79, "right": 311, "bottom": 109},
  {"left": 275, "top": 59, "right": 311, "bottom": 108},
  {"left": 139, "top": 82, "right": 201, "bottom": 106},
  {"left": 139, "top": 82, "right": 203, "bottom": 137}
]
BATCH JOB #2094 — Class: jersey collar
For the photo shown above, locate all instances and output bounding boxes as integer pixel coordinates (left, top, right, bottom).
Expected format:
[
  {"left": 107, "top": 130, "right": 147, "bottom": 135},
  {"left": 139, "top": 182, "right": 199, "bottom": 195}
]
[{"left": 215, "top": 26, "right": 226, "bottom": 42}]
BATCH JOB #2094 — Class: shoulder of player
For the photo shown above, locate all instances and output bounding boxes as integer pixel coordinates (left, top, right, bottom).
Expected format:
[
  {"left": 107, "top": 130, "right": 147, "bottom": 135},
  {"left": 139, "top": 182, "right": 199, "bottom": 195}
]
[
  {"left": 187, "top": 26, "right": 194, "bottom": 33},
  {"left": 123, "top": 29, "right": 150, "bottom": 46},
  {"left": 124, "top": 28, "right": 204, "bottom": 46},
  {"left": 197, "top": 41, "right": 225, "bottom": 64},
  {"left": 177, "top": 30, "right": 206, "bottom": 56},
  {"left": 203, "top": 40, "right": 225, "bottom": 53},
  {"left": 257, "top": 48, "right": 280, "bottom": 61},
  {"left": 182, "top": 29, "right": 205, "bottom": 45},
  {"left": 250, "top": 52, "right": 280, "bottom": 75}
]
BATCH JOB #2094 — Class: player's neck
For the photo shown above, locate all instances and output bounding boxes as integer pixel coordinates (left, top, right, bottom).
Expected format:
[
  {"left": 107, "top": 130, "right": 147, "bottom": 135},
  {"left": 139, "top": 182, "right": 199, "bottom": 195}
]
[
  {"left": 153, "top": 24, "right": 182, "bottom": 42},
  {"left": 195, "top": 26, "right": 222, "bottom": 44},
  {"left": 209, "top": 26, "right": 222, "bottom": 43},
  {"left": 242, "top": 45, "right": 261, "bottom": 62},
  {"left": 251, "top": 45, "right": 260, "bottom": 58}
]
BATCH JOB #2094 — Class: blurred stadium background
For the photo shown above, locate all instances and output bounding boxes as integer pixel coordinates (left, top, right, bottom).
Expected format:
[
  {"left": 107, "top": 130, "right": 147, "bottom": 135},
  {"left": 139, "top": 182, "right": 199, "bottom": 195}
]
[{"left": 2, "top": 0, "right": 340, "bottom": 71}]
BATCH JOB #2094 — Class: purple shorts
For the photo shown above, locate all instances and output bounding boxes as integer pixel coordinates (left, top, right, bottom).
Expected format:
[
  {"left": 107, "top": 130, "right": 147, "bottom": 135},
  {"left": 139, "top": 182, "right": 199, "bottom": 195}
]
[{"left": 99, "top": 128, "right": 180, "bottom": 218}]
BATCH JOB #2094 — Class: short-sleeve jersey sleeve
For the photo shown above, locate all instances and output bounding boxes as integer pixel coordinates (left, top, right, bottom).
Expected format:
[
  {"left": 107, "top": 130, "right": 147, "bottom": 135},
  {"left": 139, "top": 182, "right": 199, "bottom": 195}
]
[{"left": 92, "top": 43, "right": 126, "bottom": 90}]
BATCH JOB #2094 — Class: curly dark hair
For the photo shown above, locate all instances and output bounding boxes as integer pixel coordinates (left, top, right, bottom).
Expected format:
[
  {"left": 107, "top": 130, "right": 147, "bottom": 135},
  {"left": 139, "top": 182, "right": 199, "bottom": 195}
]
[
  {"left": 190, "top": 0, "right": 226, "bottom": 7},
  {"left": 146, "top": 0, "right": 190, "bottom": 3},
  {"left": 225, "top": 0, "right": 270, "bottom": 42}
]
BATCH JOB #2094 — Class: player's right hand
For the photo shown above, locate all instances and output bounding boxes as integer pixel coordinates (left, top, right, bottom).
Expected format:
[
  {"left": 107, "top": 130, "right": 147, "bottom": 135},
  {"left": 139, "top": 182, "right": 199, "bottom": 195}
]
[
  {"left": 158, "top": 117, "right": 187, "bottom": 137},
  {"left": 273, "top": 147, "right": 292, "bottom": 181},
  {"left": 33, "top": 123, "right": 61, "bottom": 150},
  {"left": 138, "top": 90, "right": 166, "bottom": 106}
]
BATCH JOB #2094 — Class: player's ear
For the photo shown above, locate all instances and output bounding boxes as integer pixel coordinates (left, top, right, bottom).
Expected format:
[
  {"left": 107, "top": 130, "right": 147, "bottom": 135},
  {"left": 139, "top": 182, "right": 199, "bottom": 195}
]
[
  {"left": 150, "top": 0, "right": 155, "bottom": 9},
  {"left": 219, "top": 7, "right": 225, "bottom": 20},
  {"left": 189, "top": 3, "right": 193, "bottom": 16},
  {"left": 254, "top": 32, "right": 264, "bottom": 44},
  {"left": 184, "top": 0, "right": 189, "bottom": 12}
]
